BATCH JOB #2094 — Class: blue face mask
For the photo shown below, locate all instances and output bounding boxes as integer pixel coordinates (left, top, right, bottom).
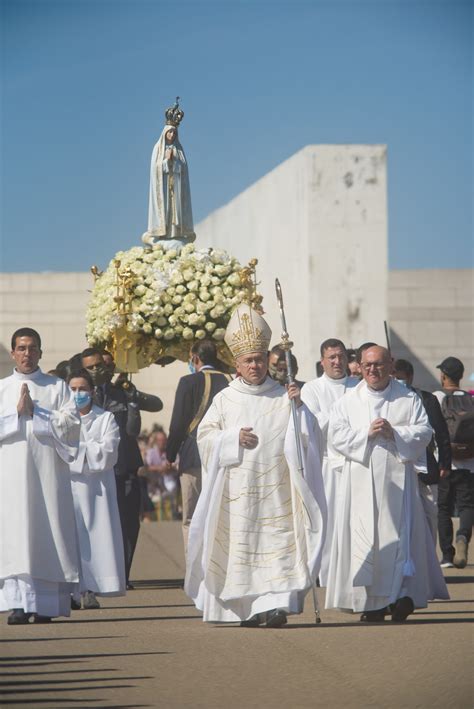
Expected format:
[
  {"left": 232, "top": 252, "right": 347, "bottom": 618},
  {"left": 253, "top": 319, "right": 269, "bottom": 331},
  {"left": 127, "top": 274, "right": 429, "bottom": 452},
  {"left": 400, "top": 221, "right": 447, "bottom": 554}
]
[
  {"left": 74, "top": 391, "right": 92, "bottom": 409},
  {"left": 395, "top": 378, "right": 408, "bottom": 388},
  {"left": 188, "top": 361, "right": 196, "bottom": 374}
]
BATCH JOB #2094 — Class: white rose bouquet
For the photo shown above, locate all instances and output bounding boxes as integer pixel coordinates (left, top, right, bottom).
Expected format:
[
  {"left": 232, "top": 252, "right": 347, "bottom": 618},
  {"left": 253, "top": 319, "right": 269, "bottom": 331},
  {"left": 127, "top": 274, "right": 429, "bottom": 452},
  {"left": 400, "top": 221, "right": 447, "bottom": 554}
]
[{"left": 86, "top": 244, "right": 261, "bottom": 369}]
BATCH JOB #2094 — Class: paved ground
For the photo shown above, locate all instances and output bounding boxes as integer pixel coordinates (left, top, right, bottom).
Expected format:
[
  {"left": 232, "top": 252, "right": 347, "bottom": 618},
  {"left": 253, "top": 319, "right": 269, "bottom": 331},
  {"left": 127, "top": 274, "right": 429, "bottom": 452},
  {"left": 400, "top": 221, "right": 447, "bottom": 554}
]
[{"left": 1, "top": 521, "right": 473, "bottom": 708}]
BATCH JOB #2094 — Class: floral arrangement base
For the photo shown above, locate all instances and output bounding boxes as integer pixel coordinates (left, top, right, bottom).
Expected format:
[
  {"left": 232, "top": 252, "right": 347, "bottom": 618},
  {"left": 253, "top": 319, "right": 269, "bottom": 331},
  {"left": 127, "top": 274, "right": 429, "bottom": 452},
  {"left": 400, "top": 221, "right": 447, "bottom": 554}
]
[{"left": 86, "top": 242, "right": 261, "bottom": 372}]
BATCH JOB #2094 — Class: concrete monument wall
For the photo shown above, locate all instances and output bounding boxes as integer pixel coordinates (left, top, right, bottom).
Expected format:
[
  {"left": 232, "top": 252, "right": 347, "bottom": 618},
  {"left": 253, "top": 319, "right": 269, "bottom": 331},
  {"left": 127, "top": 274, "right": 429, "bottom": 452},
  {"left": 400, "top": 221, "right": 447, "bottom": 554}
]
[
  {"left": 388, "top": 269, "right": 474, "bottom": 391},
  {"left": 196, "top": 144, "right": 388, "bottom": 380}
]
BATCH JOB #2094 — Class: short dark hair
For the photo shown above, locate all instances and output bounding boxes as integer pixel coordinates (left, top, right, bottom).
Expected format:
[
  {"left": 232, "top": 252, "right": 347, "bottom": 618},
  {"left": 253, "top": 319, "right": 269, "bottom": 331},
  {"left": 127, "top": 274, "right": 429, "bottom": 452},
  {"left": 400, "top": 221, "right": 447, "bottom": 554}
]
[
  {"left": 270, "top": 344, "right": 285, "bottom": 357},
  {"left": 191, "top": 340, "right": 218, "bottom": 366},
  {"left": 11, "top": 328, "right": 41, "bottom": 350},
  {"left": 394, "top": 359, "right": 414, "bottom": 378},
  {"left": 320, "top": 339, "right": 346, "bottom": 357},
  {"left": 356, "top": 342, "right": 378, "bottom": 364},
  {"left": 55, "top": 360, "right": 72, "bottom": 381},
  {"left": 67, "top": 368, "right": 94, "bottom": 389},
  {"left": 81, "top": 347, "right": 103, "bottom": 361},
  {"left": 346, "top": 348, "right": 357, "bottom": 362},
  {"left": 69, "top": 353, "right": 83, "bottom": 370},
  {"left": 270, "top": 346, "right": 298, "bottom": 372}
]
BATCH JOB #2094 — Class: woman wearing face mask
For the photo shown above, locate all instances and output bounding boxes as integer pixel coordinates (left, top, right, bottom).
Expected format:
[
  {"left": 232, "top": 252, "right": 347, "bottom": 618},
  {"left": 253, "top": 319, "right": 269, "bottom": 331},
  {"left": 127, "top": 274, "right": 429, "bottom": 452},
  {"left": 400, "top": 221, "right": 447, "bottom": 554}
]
[{"left": 67, "top": 370, "right": 126, "bottom": 609}]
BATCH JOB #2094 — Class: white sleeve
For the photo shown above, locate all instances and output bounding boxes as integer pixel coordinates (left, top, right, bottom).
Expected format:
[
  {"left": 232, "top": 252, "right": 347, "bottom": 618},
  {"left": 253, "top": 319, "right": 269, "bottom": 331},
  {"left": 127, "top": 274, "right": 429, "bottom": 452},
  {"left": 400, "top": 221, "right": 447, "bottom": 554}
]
[
  {"left": 33, "top": 382, "right": 80, "bottom": 463},
  {"left": 392, "top": 394, "right": 434, "bottom": 463},
  {"left": 197, "top": 399, "right": 242, "bottom": 473},
  {"left": 83, "top": 414, "right": 120, "bottom": 473},
  {"left": 328, "top": 398, "right": 371, "bottom": 465},
  {"left": 0, "top": 410, "right": 20, "bottom": 441},
  {"left": 301, "top": 382, "right": 328, "bottom": 435}
]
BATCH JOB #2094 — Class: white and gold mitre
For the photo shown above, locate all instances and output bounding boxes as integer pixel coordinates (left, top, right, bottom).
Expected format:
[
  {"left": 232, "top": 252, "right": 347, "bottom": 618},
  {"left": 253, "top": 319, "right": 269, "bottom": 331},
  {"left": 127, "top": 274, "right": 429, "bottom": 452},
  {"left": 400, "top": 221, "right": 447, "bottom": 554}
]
[{"left": 224, "top": 304, "right": 271, "bottom": 359}]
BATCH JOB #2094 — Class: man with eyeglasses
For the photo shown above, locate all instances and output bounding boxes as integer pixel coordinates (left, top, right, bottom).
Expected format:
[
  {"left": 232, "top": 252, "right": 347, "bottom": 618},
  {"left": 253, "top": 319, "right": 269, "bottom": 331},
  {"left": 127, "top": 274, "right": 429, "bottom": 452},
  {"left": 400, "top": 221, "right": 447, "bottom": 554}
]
[{"left": 325, "top": 345, "right": 448, "bottom": 623}]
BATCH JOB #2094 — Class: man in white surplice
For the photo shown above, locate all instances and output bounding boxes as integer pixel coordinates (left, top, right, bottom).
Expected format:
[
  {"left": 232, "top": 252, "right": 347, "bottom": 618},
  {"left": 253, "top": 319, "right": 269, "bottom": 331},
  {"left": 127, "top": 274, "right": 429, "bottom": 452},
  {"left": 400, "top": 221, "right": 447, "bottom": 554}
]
[
  {"left": 326, "top": 345, "right": 449, "bottom": 622},
  {"left": 0, "top": 328, "right": 80, "bottom": 625},
  {"left": 185, "top": 305, "right": 327, "bottom": 627},
  {"left": 301, "top": 338, "right": 358, "bottom": 586}
]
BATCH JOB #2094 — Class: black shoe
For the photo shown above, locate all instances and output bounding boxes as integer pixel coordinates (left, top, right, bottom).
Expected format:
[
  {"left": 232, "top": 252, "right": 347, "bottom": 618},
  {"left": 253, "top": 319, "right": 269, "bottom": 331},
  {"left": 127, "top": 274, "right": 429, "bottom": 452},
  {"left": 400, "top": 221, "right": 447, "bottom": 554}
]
[
  {"left": 82, "top": 591, "right": 100, "bottom": 610},
  {"left": 126, "top": 582, "right": 135, "bottom": 590},
  {"left": 7, "top": 609, "right": 32, "bottom": 625},
  {"left": 391, "top": 596, "right": 414, "bottom": 622},
  {"left": 265, "top": 609, "right": 288, "bottom": 628},
  {"left": 240, "top": 615, "right": 261, "bottom": 628},
  {"left": 440, "top": 557, "right": 454, "bottom": 568},
  {"left": 33, "top": 614, "right": 52, "bottom": 624},
  {"left": 71, "top": 597, "right": 81, "bottom": 611},
  {"left": 360, "top": 609, "right": 386, "bottom": 622}
]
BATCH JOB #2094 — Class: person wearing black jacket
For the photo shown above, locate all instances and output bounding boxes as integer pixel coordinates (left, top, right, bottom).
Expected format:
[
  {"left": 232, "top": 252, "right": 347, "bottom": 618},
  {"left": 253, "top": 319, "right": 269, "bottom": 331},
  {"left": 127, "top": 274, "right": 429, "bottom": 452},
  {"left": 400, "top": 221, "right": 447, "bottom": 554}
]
[
  {"left": 166, "top": 340, "right": 231, "bottom": 550},
  {"left": 81, "top": 348, "right": 163, "bottom": 587},
  {"left": 393, "top": 359, "right": 451, "bottom": 542}
]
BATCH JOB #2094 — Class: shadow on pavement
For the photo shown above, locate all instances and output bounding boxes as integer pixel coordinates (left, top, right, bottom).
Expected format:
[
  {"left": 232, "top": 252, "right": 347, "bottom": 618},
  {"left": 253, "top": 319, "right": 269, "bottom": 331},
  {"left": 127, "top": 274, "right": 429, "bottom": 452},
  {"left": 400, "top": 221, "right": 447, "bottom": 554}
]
[
  {"left": 3, "top": 697, "right": 150, "bottom": 707},
  {"left": 434, "top": 598, "right": 474, "bottom": 603},
  {"left": 0, "top": 636, "right": 125, "bottom": 643},
  {"left": 445, "top": 576, "right": 474, "bottom": 584},
  {"left": 414, "top": 609, "right": 473, "bottom": 615},
  {"left": 0, "top": 684, "right": 136, "bottom": 694},
  {"left": 58, "top": 615, "right": 199, "bottom": 624},
  {"left": 0, "top": 675, "right": 151, "bottom": 687},
  {"left": 0, "top": 661, "right": 86, "bottom": 668},
  {"left": 0, "top": 651, "right": 170, "bottom": 663},
  {"left": 2, "top": 699, "right": 106, "bottom": 704},
  {"left": 0, "top": 668, "right": 117, "bottom": 676},
  {"left": 101, "top": 604, "right": 194, "bottom": 610},
  {"left": 128, "top": 578, "right": 184, "bottom": 589},
  {"left": 284, "top": 617, "right": 474, "bottom": 628}
]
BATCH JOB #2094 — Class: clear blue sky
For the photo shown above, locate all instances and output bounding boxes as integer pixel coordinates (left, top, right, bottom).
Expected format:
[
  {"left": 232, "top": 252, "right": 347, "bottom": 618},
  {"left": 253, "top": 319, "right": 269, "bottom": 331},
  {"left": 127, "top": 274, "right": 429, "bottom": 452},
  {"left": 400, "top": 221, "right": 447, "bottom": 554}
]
[{"left": 1, "top": 0, "right": 472, "bottom": 272}]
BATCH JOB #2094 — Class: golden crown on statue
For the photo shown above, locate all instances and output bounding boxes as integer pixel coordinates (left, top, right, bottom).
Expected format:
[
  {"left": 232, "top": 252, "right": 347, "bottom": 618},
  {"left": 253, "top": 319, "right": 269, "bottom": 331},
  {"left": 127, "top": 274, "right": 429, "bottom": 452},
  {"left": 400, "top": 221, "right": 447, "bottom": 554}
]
[{"left": 165, "top": 97, "right": 184, "bottom": 127}]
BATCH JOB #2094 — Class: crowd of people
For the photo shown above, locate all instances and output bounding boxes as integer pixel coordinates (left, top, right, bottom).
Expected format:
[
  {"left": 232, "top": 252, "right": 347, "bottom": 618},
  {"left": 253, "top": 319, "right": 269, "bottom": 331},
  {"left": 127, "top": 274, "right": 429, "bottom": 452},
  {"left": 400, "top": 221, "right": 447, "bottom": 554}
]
[{"left": 1, "top": 315, "right": 472, "bottom": 628}]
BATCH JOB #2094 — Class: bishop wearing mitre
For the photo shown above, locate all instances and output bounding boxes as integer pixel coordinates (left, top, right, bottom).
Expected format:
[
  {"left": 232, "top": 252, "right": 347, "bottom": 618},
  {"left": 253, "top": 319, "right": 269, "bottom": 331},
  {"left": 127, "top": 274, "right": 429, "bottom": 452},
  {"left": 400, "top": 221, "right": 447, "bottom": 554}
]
[{"left": 185, "top": 304, "right": 327, "bottom": 627}]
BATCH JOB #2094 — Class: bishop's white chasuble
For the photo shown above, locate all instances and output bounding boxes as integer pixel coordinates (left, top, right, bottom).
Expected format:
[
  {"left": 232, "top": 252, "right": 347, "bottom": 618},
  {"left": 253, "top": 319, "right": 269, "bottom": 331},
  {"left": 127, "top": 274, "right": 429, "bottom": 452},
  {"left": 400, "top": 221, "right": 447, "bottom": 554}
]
[{"left": 185, "top": 377, "right": 327, "bottom": 623}]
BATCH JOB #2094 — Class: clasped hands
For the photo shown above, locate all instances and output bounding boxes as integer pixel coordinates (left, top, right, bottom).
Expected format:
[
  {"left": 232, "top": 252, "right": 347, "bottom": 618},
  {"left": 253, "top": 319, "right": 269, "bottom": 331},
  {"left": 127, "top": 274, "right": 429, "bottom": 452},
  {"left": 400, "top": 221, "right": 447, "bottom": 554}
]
[
  {"left": 368, "top": 417, "right": 394, "bottom": 440},
  {"left": 17, "top": 383, "right": 34, "bottom": 417},
  {"left": 239, "top": 383, "right": 302, "bottom": 450}
]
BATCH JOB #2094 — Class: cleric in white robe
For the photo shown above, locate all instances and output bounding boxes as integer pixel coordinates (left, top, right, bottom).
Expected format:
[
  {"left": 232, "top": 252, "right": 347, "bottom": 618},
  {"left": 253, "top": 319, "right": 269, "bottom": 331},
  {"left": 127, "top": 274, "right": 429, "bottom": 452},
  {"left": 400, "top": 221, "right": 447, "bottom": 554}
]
[
  {"left": 326, "top": 345, "right": 449, "bottom": 622},
  {"left": 185, "top": 304, "right": 327, "bottom": 627},
  {"left": 0, "top": 328, "right": 80, "bottom": 624},
  {"left": 68, "top": 371, "right": 125, "bottom": 603},
  {"left": 301, "top": 338, "right": 358, "bottom": 586}
]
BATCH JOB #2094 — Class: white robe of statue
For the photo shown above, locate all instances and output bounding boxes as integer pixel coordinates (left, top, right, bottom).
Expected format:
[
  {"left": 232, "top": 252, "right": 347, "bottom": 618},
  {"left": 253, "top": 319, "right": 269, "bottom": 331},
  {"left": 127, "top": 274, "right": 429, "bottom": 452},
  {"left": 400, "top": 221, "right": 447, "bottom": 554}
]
[
  {"left": 301, "top": 373, "right": 358, "bottom": 585},
  {"left": 185, "top": 376, "right": 327, "bottom": 623},
  {"left": 325, "top": 379, "right": 449, "bottom": 613},
  {"left": 146, "top": 125, "right": 195, "bottom": 242},
  {"left": 0, "top": 369, "right": 80, "bottom": 617},
  {"left": 70, "top": 405, "right": 126, "bottom": 596}
]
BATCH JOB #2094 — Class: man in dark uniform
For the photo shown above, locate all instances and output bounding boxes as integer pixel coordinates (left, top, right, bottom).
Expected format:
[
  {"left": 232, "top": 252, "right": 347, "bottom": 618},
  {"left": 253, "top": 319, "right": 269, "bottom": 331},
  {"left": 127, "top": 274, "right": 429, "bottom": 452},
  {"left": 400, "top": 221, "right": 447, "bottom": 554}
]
[
  {"left": 80, "top": 348, "right": 163, "bottom": 588},
  {"left": 393, "top": 358, "right": 452, "bottom": 541},
  {"left": 166, "top": 340, "right": 231, "bottom": 550}
]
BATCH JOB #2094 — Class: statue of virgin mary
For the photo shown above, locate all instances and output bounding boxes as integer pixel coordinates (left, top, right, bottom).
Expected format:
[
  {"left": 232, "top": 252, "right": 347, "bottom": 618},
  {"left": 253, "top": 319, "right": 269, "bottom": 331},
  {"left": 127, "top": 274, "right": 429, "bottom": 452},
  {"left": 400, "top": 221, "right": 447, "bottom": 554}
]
[{"left": 142, "top": 98, "right": 196, "bottom": 247}]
